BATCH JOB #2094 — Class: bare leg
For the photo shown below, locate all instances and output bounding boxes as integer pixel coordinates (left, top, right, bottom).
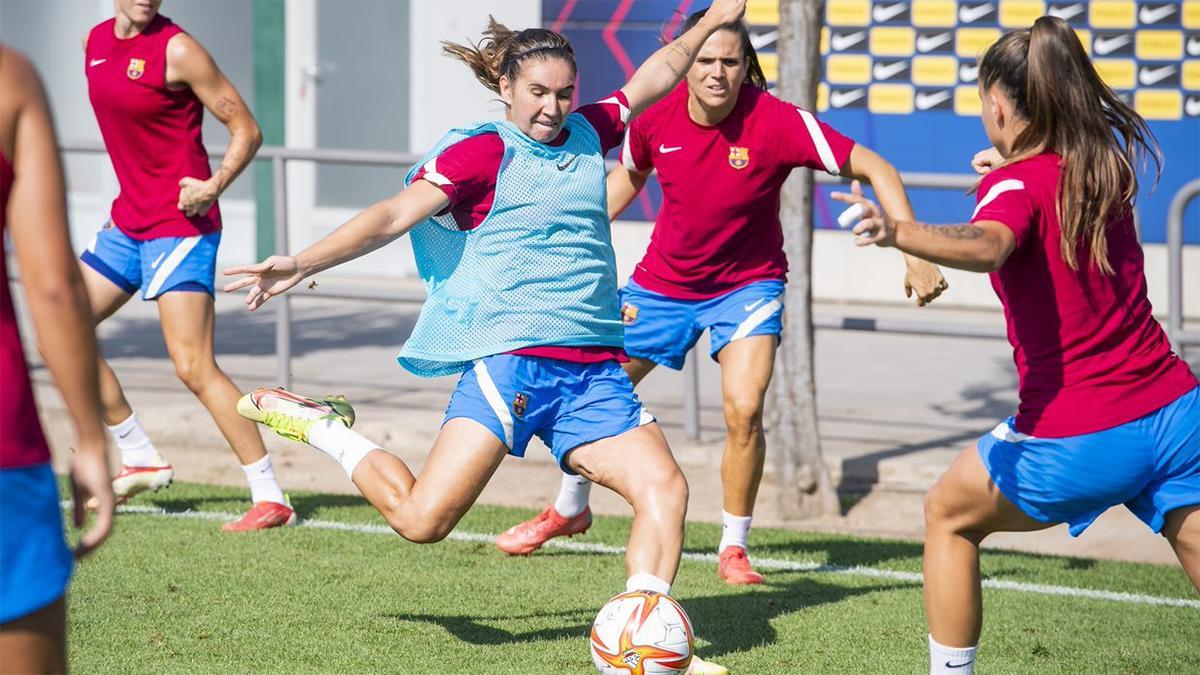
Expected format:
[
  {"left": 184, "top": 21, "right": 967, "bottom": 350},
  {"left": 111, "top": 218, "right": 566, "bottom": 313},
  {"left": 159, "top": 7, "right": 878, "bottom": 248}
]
[
  {"left": 78, "top": 264, "right": 133, "bottom": 425},
  {"left": 0, "top": 597, "right": 66, "bottom": 674},
  {"left": 1161, "top": 505, "right": 1200, "bottom": 592},
  {"left": 714, "top": 335, "right": 775, "bottom": 517},
  {"left": 620, "top": 357, "right": 657, "bottom": 387},
  {"left": 157, "top": 291, "right": 267, "bottom": 465}
]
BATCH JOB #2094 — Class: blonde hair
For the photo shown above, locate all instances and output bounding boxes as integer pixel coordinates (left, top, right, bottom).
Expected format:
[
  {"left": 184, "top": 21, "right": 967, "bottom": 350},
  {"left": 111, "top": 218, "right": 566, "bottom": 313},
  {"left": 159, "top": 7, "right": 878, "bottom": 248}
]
[{"left": 442, "top": 16, "right": 576, "bottom": 95}]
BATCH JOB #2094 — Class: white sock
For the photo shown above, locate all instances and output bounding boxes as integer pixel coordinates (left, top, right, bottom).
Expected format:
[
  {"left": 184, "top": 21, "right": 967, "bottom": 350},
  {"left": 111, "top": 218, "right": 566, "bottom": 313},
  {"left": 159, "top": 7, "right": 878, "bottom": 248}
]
[
  {"left": 107, "top": 413, "right": 164, "bottom": 467},
  {"left": 306, "top": 418, "right": 380, "bottom": 478},
  {"left": 625, "top": 573, "right": 671, "bottom": 596},
  {"left": 241, "top": 455, "right": 286, "bottom": 505},
  {"left": 554, "top": 473, "right": 592, "bottom": 518},
  {"left": 929, "top": 635, "right": 977, "bottom": 675},
  {"left": 718, "top": 511, "right": 752, "bottom": 553}
]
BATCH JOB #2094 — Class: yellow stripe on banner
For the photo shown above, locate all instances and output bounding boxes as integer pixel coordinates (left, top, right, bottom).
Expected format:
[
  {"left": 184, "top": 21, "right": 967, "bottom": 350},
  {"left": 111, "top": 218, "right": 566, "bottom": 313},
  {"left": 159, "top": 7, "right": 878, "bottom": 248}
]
[
  {"left": 871, "top": 27, "right": 916, "bottom": 57},
  {"left": 1135, "top": 90, "right": 1183, "bottom": 120},
  {"left": 821, "top": 27, "right": 830, "bottom": 55},
  {"left": 746, "top": 0, "right": 779, "bottom": 26},
  {"left": 912, "top": 0, "right": 957, "bottom": 27},
  {"left": 869, "top": 83, "right": 915, "bottom": 114},
  {"left": 956, "top": 28, "right": 1002, "bottom": 58},
  {"left": 999, "top": 0, "right": 1046, "bottom": 28},
  {"left": 912, "top": 56, "right": 958, "bottom": 86},
  {"left": 1090, "top": 0, "right": 1136, "bottom": 29},
  {"left": 1184, "top": 61, "right": 1200, "bottom": 90},
  {"left": 955, "top": 86, "right": 983, "bottom": 116},
  {"left": 1137, "top": 31, "right": 1184, "bottom": 61},
  {"left": 1184, "top": 0, "right": 1200, "bottom": 29},
  {"left": 827, "top": 0, "right": 871, "bottom": 26},
  {"left": 759, "top": 52, "right": 778, "bottom": 83},
  {"left": 826, "top": 55, "right": 873, "bottom": 85},
  {"left": 818, "top": 83, "right": 830, "bottom": 112},
  {"left": 1075, "top": 29, "right": 1092, "bottom": 56},
  {"left": 1094, "top": 59, "right": 1137, "bottom": 90}
]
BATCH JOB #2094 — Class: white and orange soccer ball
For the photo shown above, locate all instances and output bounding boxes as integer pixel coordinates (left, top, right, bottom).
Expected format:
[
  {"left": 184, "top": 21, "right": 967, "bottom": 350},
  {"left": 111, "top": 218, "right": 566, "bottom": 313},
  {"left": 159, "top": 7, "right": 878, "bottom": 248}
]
[{"left": 589, "top": 590, "right": 694, "bottom": 674}]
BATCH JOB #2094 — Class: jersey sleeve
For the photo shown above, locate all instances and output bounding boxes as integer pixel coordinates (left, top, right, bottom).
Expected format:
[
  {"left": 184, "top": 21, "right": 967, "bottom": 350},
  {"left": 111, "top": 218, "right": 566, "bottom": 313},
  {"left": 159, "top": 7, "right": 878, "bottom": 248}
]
[
  {"left": 971, "top": 170, "right": 1035, "bottom": 247},
  {"left": 411, "top": 133, "right": 503, "bottom": 211},
  {"left": 619, "top": 116, "right": 653, "bottom": 172},
  {"left": 777, "top": 102, "right": 856, "bottom": 175},
  {"left": 575, "top": 90, "right": 631, "bottom": 154}
]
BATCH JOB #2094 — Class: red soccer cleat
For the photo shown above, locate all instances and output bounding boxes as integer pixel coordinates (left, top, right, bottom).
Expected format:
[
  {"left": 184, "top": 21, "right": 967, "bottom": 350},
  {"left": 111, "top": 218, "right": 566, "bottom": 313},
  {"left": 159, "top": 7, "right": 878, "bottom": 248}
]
[
  {"left": 495, "top": 504, "right": 592, "bottom": 555},
  {"left": 222, "top": 499, "right": 297, "bottom": 532},
  {"left": 717, "top": 546, "right": 764, "bottom": 585}
]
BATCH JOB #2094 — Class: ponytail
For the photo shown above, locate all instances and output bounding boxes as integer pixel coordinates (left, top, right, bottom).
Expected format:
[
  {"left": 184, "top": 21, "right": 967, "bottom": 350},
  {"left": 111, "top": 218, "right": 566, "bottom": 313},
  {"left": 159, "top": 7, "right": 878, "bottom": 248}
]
[
  {"left": 442, "top": 17, "right": 576, "bottom": 96},
  {"left": 674, "top": 9, "right": 768, "bottom": 90},
  {"left": 978, "top": 16, "right": 1161, "bottom": 274}
]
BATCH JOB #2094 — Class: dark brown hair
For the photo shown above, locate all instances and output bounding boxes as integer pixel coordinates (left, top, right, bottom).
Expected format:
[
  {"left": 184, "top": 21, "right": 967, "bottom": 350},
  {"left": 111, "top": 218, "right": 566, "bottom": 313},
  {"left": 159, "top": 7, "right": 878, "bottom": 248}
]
[
  {"left": 442, "top": 17, "right": 576, "bottom": 96},
  {"left": 978, "top": 16, "right": 1161, "bottom": 274},
  {"left": 675, "top": 9, "right": 768, "bottom": 90}
]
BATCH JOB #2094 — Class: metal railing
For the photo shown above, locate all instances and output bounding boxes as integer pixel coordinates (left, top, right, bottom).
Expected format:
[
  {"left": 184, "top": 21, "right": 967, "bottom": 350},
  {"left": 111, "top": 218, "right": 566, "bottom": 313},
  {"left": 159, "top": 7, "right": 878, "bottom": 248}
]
[{"left": 60, "top": 142, "right": 1196, "bottom": 440}]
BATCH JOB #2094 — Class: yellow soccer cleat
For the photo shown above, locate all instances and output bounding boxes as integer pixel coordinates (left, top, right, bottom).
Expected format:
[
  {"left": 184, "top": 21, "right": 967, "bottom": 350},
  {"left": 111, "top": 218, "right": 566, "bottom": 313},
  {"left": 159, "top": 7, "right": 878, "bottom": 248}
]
[{"left": 237, "top": 387, "right": 355, "bottom": 443}]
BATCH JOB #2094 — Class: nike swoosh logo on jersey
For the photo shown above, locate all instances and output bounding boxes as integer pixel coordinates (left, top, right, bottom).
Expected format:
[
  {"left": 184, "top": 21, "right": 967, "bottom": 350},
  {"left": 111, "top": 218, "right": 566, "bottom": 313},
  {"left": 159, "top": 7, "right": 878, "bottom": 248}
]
[
  {"left": 90, "top": 58, "right": 106, "bottom": 67},
  {"left": 744, "top": 298, "right": 767, "bottom": 312},
  {"left": 1138, "top": 4, "right": 1177, "bottom": 24},
  {"left": 958, "top": 3, "right": 994, "bottom": 24},
  {"left": 915, "top": 90, "right": 953, "bottom": 110},
  {"left": 873, "top": 61, "right": 909, "bottom": 80},
  {"left": 151, "top": 251, "right": 167, "bottom": 269},
  {"left": 556, "top": 156, "right": 577, "bottom": 171},
  {"left": 872, "top": 2, "right": 908, "bottom": 22},
  {"left": 658, "top": 145, "right": 683, "bottom": 154},
  {"left": 1093, "top": 34, "right": 1132, "bottom": 55},
  {"left": 830, "top": 31, "right": 867, "bottom": 51},
  {"left": 1186, "top": 97, "right": 1200, "bottom": 117},
  {"left": 1139, "top": 64, "right": 1177, "bottom": 86},
  {"left": 1187, "top": 37, "right": 1200, "bottom": 57},
  {"left": 1047, "top": 3, "right": 1085, "bottom": 21},
  {"left": 959, "top": 64, "right": 980, "bottom": 82},
  {"left": 829, "top": 88, "right": 866, "bottom": 108},
  {"left": 916, "top": 32, "right": 953, "bottom": 52}
]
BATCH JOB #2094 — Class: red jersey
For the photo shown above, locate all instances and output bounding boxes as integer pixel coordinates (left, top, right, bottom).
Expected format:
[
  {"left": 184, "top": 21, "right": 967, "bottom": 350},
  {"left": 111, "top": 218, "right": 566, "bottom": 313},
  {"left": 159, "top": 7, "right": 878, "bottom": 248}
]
[
  {"left": 972, "top": 152, "right": 1197, "bottom": 437},
  {"left": 411, "top": 92, "right": 633, "bottom": 363},
  {"left": 86, "top": 14, "right": 220, "bottom": 240},
  {"left": 622, "top": 83, "right": 856, "bottom": 299},
  {"left": 0, "top": 152, "right": 53, "bottom": 468}
]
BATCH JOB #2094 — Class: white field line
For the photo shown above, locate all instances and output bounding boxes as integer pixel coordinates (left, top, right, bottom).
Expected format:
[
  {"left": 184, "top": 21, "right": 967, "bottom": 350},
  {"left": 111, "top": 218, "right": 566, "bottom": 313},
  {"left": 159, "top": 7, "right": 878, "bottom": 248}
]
[{"left": 106, "top": 504, "right": 1199, "bottom": 610}]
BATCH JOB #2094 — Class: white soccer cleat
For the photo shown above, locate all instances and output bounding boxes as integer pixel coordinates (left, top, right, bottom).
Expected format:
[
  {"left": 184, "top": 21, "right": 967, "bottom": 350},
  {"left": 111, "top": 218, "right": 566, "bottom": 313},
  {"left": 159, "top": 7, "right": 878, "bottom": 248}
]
[{"left": 87, "top": 461, "right": 174, "bottom": 509}]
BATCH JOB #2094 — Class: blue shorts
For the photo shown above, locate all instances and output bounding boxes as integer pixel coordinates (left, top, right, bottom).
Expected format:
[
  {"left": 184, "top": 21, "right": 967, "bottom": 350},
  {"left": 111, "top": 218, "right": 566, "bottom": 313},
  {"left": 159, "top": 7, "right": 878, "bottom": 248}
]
[
  {"left": 444, "top": 354, "right": 655, "bottom": 472},
  {"left": 81, "top": 221, "right": 220, "bottom": 300},
  {"left": 978, "top": 386, "right": 1200, "bottom": 536},
  {"left": 618, "top": 278, "right": 785, "bottom": 370},
  {"left": 0, "top": 463, "right": 73, "bottom": 623}
]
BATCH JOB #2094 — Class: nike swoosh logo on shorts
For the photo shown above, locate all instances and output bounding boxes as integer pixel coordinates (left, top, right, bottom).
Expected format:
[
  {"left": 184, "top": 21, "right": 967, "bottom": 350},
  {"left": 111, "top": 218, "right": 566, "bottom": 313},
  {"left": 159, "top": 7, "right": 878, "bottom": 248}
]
[
  {"left": 659, "top": 144, "right": 683, "bottom": 154},
  {"left": 958, "top": 4, "right": 994, "bottom": 23},
  {"left": 744, "top": 298, "right": 766, "bottom": 312},
  {"left": 1138, "top": 4, "right": 1177, "bottom": 24},
  {"left": 151, "top": 251, "right": 167, "bottom": 269},
  {"left": 90, "top": 58, "right": 106, "bottom": 67}
]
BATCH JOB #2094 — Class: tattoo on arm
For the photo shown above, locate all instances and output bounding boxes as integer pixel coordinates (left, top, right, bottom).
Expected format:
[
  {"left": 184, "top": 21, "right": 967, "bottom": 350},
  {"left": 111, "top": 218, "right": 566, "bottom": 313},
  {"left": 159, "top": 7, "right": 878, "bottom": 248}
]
[
  {"left": 214, "top": 96, "right": 237, "bottom": 119},
  {"left": 667, "top": 41, "right": 692, "bottom": 59},
  {"left": 914, "top": 222, "right": 985, "bottom": 240}
]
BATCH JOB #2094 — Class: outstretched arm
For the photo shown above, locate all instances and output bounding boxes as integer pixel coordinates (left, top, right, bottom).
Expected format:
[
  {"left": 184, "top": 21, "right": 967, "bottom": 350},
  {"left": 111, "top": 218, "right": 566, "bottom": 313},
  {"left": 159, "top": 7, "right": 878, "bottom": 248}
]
[
  {"left": 223, "top": 180, "right": 449, "bottom": 310},
  {"left": 840, "top": 144, "right": 949, "bottom": 305},
  {"left": 167, "top": 33, "right": 263, "bottom": 217},
  {"left": 619, "top": 0, "right": 746, "bottom": 118}
]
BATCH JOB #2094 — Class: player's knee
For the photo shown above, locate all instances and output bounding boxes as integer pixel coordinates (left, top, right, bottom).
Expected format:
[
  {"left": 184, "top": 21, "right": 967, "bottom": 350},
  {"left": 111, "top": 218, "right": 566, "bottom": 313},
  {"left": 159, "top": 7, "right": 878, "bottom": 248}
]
[
  {"left": 722, "top": 394, "right": 764, "bottom": 435},
  {"left": 645, "top": 466, "right": 689, "bottom": 518},
  {"left": 382, "top": 502, "right": 452, "bottom": 544},
  {"left": 923, "top": 481, "right": 956, "bottom": 531},
  {"left": 395, "top": 521, "right": 449, "bottom": 544},
  {"left": 171, "top": 352, "right": 213, "bottom": 391}
]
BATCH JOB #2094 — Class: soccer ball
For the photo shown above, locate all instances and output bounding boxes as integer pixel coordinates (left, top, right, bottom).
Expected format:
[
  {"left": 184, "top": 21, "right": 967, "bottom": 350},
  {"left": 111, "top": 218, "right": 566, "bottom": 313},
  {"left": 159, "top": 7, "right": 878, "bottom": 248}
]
[{"left": 589, "top": 590, "right": 694, "bottom": 674}]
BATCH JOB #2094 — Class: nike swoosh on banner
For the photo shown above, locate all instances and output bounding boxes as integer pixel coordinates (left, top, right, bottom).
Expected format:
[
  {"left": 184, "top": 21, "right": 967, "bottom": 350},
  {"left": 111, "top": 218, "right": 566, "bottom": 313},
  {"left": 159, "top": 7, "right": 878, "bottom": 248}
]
[
  {"left": 659, "top": 145, "right": 683, "bottom": 154},
  {"left": 872, "top": 2, "right": 908, "bottom": 22},
  {"left": 1048, "top": 3, "right": 1085, "bottom": 21},
  {"left": 1139, "top": 65, "right": 1177, "bottom": 86},
  {"left": 1186, "top": 97, "right": 1200, "bottom": 117},
  {"left": 959, "top": 64, "right": 980, "bottom": 81},
  {"left": 750, "top": 30, "right": 778, "bottom": 50},
  {"left": 830, "top": 31, "right": 867, "bottom": 51},
  {"left": 830, "top": 89, "right": 866, "bottom": 107},
  {"left": 1093, "top": 35, "right": 1132, "bottom": 55},
  {"left": 917, "top": 33, "right": 953, "bottom": 52},
  {"left": 90, "top": 58, "right": 106, "bottom": 66},
  {"left": 873, "top": 61, "right": 909, "bottom": 80},
  {"left": 1138, "top": 5, "right": 1177, "bottom": 25},
  {"left": 958, "top": 3, "right": 994, "bottom": 23},
  {"left": 915, "top": 91, "right": 953, "bottom": 110},
  {"left": 1186, "top": 37, "right": 1200, "bottom": 57}
]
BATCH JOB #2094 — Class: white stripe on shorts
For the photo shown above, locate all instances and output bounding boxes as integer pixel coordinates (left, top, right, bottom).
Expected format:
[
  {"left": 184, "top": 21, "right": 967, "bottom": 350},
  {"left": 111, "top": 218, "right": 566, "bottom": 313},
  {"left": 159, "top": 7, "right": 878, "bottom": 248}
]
[
  {"left": 638, "top": 408, "right": 655, "bottom": 426},
  {"left": 144, "top": 235, "right": 201, "bottom": 298},
  {"left": 796, "top": 108, "right": 841, "bottom": 175},
  {"left": 472, "top": 359, "right": 514, "bottom": 449},
  {"left": 730, "top": 296, "right": 784, "bottom": 342}
]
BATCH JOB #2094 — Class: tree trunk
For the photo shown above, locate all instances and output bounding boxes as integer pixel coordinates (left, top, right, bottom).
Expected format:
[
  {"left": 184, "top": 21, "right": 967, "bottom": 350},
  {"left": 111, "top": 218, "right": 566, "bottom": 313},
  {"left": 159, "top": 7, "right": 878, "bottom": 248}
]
[{"left": 767, "top": 0, "right": 840, "bottom": 519}]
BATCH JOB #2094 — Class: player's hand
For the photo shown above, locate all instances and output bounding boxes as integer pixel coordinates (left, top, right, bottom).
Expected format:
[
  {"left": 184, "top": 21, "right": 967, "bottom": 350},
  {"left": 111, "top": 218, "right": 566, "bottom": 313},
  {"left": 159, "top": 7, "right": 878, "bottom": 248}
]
[
  {"left": 71, "top": 440, "right": 114, "bottom": 560},
  {"left": 178, "top": 176, "right": 220, "bottom": 217},
  {"left": 971, "top": 147, "right": 1004, "bottom": 175},
  {"left": 903, "top": 258, "right": 949, "bottom": 307},
  {"left": 222, "top": 255, "right": 305, "bottom": 311},
  {"left": 831, "top": 180, "right": 896, "bottom": 248},
  {"left": 701, "top": 0, "right": 747, "bottom": 28}
]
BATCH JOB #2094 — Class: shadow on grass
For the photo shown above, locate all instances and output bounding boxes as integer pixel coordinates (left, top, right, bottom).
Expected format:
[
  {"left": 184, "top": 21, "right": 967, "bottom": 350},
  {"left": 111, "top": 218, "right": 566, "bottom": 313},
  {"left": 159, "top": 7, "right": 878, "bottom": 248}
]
[{"left": 384, "top": 576, "right": 899, "bottom": 657}]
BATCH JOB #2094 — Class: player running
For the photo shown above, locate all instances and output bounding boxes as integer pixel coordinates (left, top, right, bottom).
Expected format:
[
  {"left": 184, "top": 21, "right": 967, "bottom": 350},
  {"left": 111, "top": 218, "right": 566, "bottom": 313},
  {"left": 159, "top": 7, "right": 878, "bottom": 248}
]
[
  {"left": 832, "top": 17, "right": 1199, "bottom": 675},
  {"left": 0, "top": 45, "right": 115, "bottom": 673},
  {"left": 496, "top": 8, "right": 948, "bottom": 585},
  {"left": 226, "top": 4, "right": 746, "bottom": 673},
  {"left": 82, "top": 0, "right": 290, "bottom": 530}
]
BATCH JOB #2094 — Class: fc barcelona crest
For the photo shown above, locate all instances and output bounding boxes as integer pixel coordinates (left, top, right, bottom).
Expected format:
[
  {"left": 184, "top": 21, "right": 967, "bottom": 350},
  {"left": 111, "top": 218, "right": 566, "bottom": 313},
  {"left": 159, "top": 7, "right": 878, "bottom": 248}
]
[
  {"left": 728, "top": 146, "right": 750, "bottom": 170},
  {"left": 127, "top": 58, "right": 145, "bottom": 80},
  {"left": 621, "top": 303, "right": 639, "bottom": 325},
  {"left": 512, "top": 392, "right": 529, "bottom": 417}
]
